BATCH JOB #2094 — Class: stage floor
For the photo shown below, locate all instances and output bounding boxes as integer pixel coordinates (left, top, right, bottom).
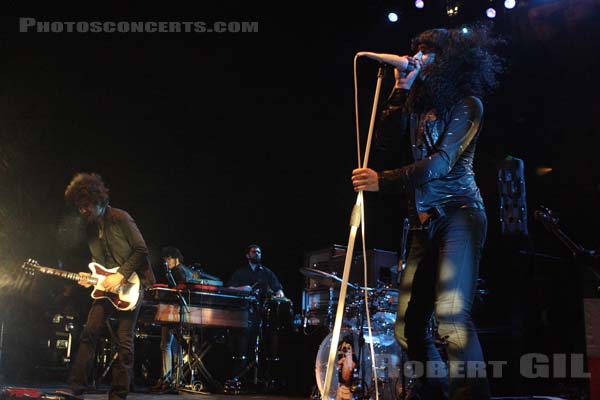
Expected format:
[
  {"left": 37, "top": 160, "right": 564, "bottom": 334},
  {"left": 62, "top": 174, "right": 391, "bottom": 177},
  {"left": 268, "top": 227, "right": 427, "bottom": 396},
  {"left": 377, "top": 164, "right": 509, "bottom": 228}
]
[
  {"left": 0, "top": 384, "right": 305, "bottom": 400},
  {"left": 0, "top": 383, "right": 573, "bottom": 400}
]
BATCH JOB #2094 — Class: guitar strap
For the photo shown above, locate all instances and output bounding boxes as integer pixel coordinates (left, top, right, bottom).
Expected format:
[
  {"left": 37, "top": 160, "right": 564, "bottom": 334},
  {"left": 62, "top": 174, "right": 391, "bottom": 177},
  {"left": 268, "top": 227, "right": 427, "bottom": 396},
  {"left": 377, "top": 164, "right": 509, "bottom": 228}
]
[{"left": 99, "top": 215, "right": 118, "bottom": 268}]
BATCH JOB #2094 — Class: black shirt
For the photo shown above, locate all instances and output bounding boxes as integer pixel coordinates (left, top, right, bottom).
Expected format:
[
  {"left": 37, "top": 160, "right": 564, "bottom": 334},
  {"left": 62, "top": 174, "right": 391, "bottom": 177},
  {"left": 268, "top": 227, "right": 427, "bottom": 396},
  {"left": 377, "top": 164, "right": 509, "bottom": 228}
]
[
  {"left": 165, "top": 263, "right": 197, "bottom": 286},
  {"left": 226, "top": 264, "right": 283, "bottom": 296}
]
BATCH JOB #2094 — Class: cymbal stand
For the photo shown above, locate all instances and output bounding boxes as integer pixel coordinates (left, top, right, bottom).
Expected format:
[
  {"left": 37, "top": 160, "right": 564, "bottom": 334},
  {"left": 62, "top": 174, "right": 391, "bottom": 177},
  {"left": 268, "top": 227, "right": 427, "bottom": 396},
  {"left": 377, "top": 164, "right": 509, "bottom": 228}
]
[{"left": 327, "top": 286, "right": 335, "bottom": 331}]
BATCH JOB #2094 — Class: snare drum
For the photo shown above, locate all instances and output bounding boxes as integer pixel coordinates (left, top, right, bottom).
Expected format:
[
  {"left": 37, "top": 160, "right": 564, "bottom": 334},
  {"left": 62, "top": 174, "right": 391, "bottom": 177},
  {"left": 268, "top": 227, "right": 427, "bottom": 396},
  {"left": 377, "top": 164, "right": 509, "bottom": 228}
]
[{"left": 264, "top": 297, "right": 294, "bottom": 333}]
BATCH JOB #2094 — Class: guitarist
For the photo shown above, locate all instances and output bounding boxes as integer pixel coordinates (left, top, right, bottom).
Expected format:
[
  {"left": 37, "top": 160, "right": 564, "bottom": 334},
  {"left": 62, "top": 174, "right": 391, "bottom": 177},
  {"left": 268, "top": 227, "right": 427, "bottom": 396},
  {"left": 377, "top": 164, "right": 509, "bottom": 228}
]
[{"left": 58, "top": 172, "right": 156, "bottom": 400}]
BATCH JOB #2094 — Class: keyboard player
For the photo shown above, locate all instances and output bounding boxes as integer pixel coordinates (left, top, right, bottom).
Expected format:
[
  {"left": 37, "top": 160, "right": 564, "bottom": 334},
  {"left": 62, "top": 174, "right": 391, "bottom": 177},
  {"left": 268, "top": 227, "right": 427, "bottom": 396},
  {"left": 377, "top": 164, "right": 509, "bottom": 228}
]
[{"left": 150, "top": 246, "right": 196, "bottom": 393}]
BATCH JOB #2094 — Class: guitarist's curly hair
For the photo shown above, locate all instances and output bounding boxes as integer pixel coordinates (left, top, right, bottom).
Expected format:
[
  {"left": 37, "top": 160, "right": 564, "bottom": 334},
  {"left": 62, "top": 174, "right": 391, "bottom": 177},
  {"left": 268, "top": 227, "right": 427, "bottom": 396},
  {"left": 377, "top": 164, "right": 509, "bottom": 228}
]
[{"left": 64, "top": 172, "right": 110, "bottom": 208}]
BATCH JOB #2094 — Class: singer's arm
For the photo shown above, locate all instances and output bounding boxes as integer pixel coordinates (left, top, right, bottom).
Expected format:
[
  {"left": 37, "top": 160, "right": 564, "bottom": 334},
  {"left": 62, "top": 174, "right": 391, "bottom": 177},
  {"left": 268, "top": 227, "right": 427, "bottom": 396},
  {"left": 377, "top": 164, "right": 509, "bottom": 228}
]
[
  {"left": 378, "top": 96, "right": 483, "bottom": 193},
  {"left": 353, "top": 96, "right": 483, "bottom": 193}
]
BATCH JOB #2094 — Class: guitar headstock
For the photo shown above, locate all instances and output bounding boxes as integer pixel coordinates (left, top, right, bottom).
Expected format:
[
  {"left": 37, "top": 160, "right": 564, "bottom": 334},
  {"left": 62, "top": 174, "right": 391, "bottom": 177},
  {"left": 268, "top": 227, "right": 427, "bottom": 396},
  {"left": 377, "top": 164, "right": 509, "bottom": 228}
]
[
  {"left": 21, "top": 258, "right": 40, "bottom": 275},
  {"left": 533, "top": 205, "right": 560, "bottom": 232}
]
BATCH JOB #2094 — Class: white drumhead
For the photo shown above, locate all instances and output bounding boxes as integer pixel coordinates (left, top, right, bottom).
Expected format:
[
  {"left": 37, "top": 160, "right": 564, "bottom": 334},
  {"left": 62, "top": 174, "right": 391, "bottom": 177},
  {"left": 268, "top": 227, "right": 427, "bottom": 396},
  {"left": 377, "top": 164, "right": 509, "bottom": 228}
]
[{"left": 314, "top": 327, "right": 403, "bottom": 399}]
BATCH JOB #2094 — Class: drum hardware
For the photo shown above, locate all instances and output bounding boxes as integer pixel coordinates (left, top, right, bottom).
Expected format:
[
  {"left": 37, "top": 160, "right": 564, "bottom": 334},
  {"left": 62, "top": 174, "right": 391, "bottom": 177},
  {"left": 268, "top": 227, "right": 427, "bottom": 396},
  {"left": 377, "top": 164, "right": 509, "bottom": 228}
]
[
  {"left": 314, "top": 320, "right": 406, "bottom": 399},
  {"left": 223, "top": 295, "right": 295, "bottom": 394},
  {"left": 301, "top": 271, "right": 409, "bottom": 399},
  {"left": 300, "top": 268, "right": 371, "bottom": 333},
  {"left": 299, "top": 268, "right": 359, "bottom": 290}
]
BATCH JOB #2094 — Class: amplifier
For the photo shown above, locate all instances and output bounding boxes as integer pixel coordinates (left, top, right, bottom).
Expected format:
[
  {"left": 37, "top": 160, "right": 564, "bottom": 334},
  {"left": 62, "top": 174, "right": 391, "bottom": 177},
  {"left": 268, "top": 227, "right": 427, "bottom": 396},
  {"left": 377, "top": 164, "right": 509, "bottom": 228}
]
[{"left": 304, "top": 245, "right": 398, "bottom": 289}]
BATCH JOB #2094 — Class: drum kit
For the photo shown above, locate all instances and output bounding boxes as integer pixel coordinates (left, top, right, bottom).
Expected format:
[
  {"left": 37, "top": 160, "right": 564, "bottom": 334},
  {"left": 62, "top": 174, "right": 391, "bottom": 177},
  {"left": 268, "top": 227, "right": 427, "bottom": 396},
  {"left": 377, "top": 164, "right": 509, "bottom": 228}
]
[{"left": 299, "top": 267, "right": 406, "bottom": 400}]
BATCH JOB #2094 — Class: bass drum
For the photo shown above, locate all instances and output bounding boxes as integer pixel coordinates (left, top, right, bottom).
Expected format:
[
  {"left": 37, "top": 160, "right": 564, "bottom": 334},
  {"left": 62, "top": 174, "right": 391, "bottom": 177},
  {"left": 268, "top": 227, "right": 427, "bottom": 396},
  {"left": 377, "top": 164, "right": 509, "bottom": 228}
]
[{"left": 314, "top": 328, "right": 404, "bottom": 400}]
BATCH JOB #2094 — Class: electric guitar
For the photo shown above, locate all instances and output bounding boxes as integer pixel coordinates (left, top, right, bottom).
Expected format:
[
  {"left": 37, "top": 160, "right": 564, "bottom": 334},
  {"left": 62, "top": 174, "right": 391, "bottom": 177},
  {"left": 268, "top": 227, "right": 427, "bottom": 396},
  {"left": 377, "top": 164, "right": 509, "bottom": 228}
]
[{"left": 21, "top": 259, "right": 141, "bottom": 311}]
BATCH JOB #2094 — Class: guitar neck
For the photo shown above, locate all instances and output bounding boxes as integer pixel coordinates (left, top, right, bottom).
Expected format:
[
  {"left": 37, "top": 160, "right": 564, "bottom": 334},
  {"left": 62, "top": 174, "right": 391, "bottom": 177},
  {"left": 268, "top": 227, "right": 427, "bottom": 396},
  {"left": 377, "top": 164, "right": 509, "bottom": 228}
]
[
  {"left": 552, "top": 227, "right": 584, "bottom": 255},
  {"left": 34, "top": 265, "right": 99, "bottom": 285}
]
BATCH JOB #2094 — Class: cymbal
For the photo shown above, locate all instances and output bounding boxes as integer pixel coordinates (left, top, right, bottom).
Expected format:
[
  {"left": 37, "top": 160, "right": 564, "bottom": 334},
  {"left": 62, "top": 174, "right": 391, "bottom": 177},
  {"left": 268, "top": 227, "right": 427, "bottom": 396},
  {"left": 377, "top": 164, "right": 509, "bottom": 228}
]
[{"left": 299, "top": 267, "right": 358, "bottom": 290}]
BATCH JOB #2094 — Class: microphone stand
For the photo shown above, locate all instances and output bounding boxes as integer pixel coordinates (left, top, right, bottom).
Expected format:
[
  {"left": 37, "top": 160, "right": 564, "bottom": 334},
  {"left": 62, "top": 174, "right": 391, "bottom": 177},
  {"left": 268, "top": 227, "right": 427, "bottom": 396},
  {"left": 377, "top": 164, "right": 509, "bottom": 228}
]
[
  {"left": 165, "top": 267, "right": 191, "bottom": 392},
  {"left": 321, "top": 63, "right": 385, "bottom": 399}
]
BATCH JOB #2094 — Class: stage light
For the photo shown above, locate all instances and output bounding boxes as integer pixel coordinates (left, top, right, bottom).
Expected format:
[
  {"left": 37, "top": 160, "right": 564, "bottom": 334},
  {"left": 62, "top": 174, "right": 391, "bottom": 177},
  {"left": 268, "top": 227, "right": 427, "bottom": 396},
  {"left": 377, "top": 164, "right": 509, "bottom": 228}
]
[
  {"left": 447, "top": 5, "right": 459, "bottom": 16},
  {"left": 535, "top": 166, "right": 553, "bottom": 176},
  {"left": 387, "top": 12, "right": 399, "bottom": 22},
  {"left": 504, "top": 0, "right": 516, "bottom": 9},
  {"left": 461, "top": 27, "right": 469, "bottom": 34},
  {"left": 415, "top": 0, "right": 425, "bottom": 9},
  {"left": 486, "top": 7, "right": 497, "bottom": 18}
]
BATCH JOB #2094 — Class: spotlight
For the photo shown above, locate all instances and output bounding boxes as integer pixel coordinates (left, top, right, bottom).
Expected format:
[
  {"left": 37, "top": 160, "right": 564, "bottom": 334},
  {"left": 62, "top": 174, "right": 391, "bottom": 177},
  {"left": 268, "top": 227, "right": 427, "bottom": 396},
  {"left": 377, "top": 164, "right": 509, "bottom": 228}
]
[
  {"left": 446, "top": 5, "right": 459, "bottom": 17},
  {"left": 504, "top": 0, "right": 516, "bottom": 9},
  {"left": 461, "top": 26, "right": 469, "bottom": 34},
  {"left": 387, "top": 12, "right": 399, "bottom": 22},
  {"left": 486, "top": 7, "right": 496, "bottom": 18},
  {"left": 415, "top": 0, "right": 425, "bottom": 8},
  {"left": 535, "top": 166, "right": 553, "bottom": 176}
]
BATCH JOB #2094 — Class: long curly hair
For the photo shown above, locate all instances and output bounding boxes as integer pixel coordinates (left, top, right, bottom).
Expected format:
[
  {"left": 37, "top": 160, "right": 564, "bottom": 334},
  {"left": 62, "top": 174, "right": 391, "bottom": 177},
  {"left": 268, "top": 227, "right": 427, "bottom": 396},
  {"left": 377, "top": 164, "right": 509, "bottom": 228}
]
[
  {"left": 64, "top": 172, "right": 110, "bottom": 208},
  {"left": 406, "top": 23, "right": 504, "bottom": 115}
]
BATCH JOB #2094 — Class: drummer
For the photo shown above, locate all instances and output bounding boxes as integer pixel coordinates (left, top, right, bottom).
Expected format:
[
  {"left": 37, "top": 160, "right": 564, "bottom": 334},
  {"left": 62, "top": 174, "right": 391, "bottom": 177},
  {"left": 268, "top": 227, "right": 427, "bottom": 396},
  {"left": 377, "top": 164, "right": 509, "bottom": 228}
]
[
  {"left": 227, "top": 244, "right": 285, "bottom": 299},
  {"left": 225, "top": 244, "right": 286, "bottom": 389}
]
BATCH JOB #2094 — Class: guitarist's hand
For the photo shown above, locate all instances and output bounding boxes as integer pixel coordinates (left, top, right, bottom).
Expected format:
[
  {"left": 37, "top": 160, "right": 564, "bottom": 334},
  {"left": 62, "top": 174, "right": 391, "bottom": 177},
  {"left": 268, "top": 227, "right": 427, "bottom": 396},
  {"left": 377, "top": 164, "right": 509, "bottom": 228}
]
[
  {"left": 78, "top": 272, "right": 93, "bottom": 288},
  {"left": 103, "top": 272, "right": 125, "bottom": 292}
]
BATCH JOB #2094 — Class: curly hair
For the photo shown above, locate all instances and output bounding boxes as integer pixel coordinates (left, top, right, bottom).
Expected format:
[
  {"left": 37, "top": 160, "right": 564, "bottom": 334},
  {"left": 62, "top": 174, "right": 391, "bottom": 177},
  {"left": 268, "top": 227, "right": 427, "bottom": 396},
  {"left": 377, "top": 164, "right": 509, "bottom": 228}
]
[
  {"left": 161, "top": 246, "right": 184, "bottom": 262},
  {"left": 64, "top": 172, "right": 110, "bottom": 208},
  {"left": 406, "top": 23, "right": 505, "bottom": 115}
]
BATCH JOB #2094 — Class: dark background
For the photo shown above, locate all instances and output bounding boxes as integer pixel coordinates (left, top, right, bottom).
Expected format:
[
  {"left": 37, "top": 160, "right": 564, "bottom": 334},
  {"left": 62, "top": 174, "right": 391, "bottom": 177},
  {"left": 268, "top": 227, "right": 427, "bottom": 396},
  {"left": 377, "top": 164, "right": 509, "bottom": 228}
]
[{"left": 1, "top": 1, "right": 599, "bottom": 398}]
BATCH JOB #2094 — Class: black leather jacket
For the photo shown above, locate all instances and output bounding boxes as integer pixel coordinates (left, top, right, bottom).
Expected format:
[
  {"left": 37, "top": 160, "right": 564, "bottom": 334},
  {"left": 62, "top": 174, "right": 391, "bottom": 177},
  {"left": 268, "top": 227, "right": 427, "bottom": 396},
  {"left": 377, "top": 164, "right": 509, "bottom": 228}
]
[{"left": 376, "top": 88, "right": 485, "bottom": 225}]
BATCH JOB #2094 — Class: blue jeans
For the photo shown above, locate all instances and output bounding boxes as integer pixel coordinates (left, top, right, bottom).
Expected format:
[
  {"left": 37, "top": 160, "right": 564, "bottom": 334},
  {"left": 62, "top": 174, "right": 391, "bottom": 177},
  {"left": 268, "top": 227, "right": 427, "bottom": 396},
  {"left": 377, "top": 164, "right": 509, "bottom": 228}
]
[
  {"left": 160, "top": 325, "right": 179, "bottom": 380},
  {"left": 395, "top": 207, "right": 490, "bottom": 399}
]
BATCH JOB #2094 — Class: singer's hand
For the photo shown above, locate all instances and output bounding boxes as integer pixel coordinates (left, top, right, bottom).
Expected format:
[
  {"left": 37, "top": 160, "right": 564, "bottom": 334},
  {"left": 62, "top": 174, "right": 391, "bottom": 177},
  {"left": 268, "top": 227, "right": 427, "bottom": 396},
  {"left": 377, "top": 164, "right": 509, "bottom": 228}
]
[
  {"left": 395, "top": 57, "right": 422, "bottom": 90},
  {"left": 352, "top": 168, "right": 379, "bottom": 192}
]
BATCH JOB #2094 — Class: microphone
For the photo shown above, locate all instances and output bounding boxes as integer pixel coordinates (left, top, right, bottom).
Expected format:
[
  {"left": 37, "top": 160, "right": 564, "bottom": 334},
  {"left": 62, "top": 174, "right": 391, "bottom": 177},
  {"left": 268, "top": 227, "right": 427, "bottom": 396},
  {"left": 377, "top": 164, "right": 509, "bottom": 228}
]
[
  {"left": 164, "top": 261, "right": 177, "bottom": 288},
  {"left": 357, "top": 52, "right": 412, "bottom": 71}
]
